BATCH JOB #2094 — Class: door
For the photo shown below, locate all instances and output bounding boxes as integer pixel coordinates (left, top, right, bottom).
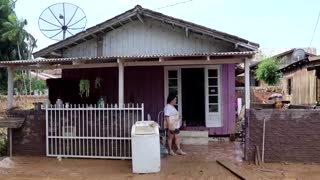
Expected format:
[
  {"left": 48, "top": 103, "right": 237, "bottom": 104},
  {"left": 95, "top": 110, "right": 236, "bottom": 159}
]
[
  {"left": 164, "top": 68, "right": 182, "bottom": 114},
  {"left": 205, "top": 66, "right": 222, "bottom": 127}
]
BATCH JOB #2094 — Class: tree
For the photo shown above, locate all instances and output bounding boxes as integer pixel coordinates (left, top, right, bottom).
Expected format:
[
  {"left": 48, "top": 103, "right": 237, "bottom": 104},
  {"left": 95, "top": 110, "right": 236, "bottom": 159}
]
[
  {"left": 27, "top": 34, "right": 37, "bottom": 94},
  {"left": 32, "top": 78, "right": 46, "bottom": 94},
  {"left": 0, "top": 0, "right": 36, "bottom": 95},
  {"left": 255, "top": 58, "right": 281, "bottom": 86},
  {"left": 0, "top": 0, "right": 16, "bottom": 94},
  {"left": 2, "top": 13, "right": 28, "bottom": 60}
]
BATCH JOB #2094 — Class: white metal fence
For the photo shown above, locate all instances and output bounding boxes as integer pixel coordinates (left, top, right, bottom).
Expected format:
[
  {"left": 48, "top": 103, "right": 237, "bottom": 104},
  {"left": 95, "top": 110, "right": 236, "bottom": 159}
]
[{"left": 45, "top": 103, "right": 144, "bottom": 159}]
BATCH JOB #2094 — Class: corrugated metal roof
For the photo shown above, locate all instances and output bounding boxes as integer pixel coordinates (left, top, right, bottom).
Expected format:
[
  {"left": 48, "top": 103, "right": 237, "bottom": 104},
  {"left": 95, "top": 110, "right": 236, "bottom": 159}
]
[{"left": 0, "top": 51, "right": 256, "bottom": 66}]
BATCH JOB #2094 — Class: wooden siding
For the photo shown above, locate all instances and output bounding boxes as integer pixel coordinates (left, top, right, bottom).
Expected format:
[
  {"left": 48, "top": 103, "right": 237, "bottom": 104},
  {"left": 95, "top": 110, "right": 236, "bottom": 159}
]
[
  {"left": 63, "top": 39, "right": 97, "bottom": 58},
  {"left": 282, "top": 67, "right": 316, "bottom": 105},
  {"left": 124, "top": 66, "right": 164, "bottom": 120},
  {"left": 103, "top": 19, "right": 234, "bottom": 56},
  {"left": 60, "top": 68, "right": 118, "bottom": 104},
  {"left": 209, "top": 64, "right": 235, "bottom": 135},
  {"left": 62, "top": 19, "right": 235, "bottom": 58},
  {"left": 60, "top": 66, "right": 164, "bottom": 120}
]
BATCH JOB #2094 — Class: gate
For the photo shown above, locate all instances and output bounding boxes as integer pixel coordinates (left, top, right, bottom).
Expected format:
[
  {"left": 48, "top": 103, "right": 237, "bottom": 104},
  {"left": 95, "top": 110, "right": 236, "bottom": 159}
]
[{"left": 45, "top": 104, "right": 144, "bottom": 159}]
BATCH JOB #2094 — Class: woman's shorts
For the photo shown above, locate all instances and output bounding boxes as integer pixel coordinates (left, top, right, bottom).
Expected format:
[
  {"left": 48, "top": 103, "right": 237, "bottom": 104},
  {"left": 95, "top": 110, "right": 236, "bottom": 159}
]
[{"left": 168, "top": 128, "right": 180, "bottom": 135}]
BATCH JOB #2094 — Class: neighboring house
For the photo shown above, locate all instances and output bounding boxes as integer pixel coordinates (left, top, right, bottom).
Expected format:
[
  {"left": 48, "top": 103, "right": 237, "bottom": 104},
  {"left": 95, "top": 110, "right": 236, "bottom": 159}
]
[
  {"left": 280, "top": 55, "right": 320, "bottom": 105},
  {"left": 30, "top": 70, "right": 61, "bottom": 80},
  {"left": 249, "top": 48, "right": 316, "bottom": 87},
  {"left": 1, "top": 5, "right": 258, "bottom": 140}
]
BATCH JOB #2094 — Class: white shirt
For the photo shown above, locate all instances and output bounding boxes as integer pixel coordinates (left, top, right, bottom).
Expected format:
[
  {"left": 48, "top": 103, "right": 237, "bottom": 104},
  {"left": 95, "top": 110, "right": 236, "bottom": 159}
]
[{"left": 164, "top": 104, "right": 180, "bottom": 129}]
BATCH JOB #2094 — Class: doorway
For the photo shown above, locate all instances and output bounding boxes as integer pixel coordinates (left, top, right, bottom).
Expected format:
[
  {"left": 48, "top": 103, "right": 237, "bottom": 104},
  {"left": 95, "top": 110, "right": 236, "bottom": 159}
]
[
  {"left": 181, "top": 68, "right": 205, "bottom": 126},
  {"left": 164, "top": 65, "right": 221, "bottom": 128}
]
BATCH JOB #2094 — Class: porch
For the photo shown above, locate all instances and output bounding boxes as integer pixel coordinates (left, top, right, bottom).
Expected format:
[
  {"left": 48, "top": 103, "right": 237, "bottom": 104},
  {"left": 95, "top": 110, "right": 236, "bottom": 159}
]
[
  {"left": 1, "top": 52, "right": 253, "bottom": 134},
  {"left": 0, "top": 52, "right": 254, "bottom": 158}
]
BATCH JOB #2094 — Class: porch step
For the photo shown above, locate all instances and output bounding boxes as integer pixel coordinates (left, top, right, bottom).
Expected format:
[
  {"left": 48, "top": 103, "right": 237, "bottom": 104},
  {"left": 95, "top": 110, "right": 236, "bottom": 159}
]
[{"left": 179, "top": 130, "right": 209, "bottom": 145}]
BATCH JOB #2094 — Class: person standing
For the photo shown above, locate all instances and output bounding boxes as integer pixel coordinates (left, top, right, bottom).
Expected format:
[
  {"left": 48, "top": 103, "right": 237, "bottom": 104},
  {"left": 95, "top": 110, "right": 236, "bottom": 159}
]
[{"left": 164, "top": 93, "right": 186, "bottom": 155}]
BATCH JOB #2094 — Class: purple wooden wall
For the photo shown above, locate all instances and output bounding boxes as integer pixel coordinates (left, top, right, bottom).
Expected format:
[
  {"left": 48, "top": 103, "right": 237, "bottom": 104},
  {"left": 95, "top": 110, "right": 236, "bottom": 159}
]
[
  {"left": 61, "top": 66, "right": 164, "bottom": 120},
  {"left": 60, "top": 65, "right": 235, "bottom": 135},
  {"left": 124, "top": 66, "right": 164, "bottom": 121},
  {"left": 62, "top": 68, "right": 118, "bottom": 104},
  {"left": 209, "top": 64, "right": 236, "bottom": 135}
]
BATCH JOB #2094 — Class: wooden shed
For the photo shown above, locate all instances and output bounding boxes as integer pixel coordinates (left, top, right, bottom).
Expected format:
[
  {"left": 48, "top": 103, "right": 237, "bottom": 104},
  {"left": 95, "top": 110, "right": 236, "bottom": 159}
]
[{"left": 280, "top": 55, "right": 320, "bottom": 105}]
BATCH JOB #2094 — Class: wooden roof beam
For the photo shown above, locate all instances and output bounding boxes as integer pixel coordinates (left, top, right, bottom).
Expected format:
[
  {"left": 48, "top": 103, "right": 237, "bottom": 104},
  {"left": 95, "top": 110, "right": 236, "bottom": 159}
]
[
  {"left": 137, "top": 14, "right": 144, "bottom": 24},
  {"left": 159, "top": 57, "right": 164, "bottom": 62},
  {"left": 185, "top": 28, "right": 189, "bottom": 38}
]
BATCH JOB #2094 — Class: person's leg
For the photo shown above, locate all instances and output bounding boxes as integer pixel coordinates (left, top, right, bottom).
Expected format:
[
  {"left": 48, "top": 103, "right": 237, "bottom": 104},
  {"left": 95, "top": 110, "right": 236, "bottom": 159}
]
[
  {"left": 174, "top": 130, "right": 186, "bottom": 155},
  {"left": 167, "top": 130, "right": 176, "bottom": 155}
]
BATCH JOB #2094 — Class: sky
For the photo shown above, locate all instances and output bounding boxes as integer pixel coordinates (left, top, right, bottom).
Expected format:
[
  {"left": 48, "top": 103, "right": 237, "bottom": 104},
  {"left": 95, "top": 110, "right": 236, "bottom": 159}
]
[{"left": 14, "top": 0, "right": 320, "bottom": 55}]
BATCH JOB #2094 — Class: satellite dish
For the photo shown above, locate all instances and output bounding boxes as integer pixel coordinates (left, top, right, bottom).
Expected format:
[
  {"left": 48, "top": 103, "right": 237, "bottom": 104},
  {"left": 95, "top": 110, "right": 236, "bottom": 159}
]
[
  {"left": 292, "top": 48, "right": 306, "bottom": 62},
  {"left": 38, "top": 2, "right": 87, "bottom": 41}
]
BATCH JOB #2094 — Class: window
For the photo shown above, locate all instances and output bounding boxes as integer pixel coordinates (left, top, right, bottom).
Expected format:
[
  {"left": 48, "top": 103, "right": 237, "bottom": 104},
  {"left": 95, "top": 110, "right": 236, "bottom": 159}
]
[
  {"left": 168, "top": 70, "right": 179, "bottom": 110},
  {"left": 208, "top": 69, "right": 219, "bottom": 112},
  {"left": 287, "top": 78, "right": 292, "bottom": 95}
]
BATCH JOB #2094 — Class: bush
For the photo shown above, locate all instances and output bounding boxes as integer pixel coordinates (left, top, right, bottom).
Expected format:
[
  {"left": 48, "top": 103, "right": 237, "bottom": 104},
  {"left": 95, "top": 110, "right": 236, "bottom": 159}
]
[
  {"left": 32, "top": 78, "right": 46, "bottom": 94},
  {"left": 255, "top": 58, "right": 281, "bottom": 86},
  {"left": 0, "top": 129, "right": 7, "bottom": 156}
]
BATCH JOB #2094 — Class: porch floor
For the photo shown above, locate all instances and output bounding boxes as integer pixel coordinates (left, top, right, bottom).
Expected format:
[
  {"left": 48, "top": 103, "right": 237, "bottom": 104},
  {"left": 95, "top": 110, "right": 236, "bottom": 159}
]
[{"left": 0, "top": 142, "right": 319, "bottom": 179}]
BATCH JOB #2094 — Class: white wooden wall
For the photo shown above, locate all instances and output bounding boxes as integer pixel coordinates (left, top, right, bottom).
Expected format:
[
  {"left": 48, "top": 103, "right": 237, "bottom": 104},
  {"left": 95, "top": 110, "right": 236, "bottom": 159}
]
[
  {"left": 64, "top": 19, "right": 234, "bottom": 58},
  {"left": 64, "top": 39, "right": 97, "bottom": 57},
  {"left": 103, "top": 20, "right": 234, "bottom": 56}
]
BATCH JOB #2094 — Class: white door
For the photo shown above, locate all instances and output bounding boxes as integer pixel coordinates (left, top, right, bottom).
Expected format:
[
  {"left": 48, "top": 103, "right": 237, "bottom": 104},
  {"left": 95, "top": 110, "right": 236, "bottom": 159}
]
[
  {"left": 205, "top": 66, "right": 222, "bottom": 127},
  {"left": 164, "top": 68, "right": 182, "bottom": 114}
]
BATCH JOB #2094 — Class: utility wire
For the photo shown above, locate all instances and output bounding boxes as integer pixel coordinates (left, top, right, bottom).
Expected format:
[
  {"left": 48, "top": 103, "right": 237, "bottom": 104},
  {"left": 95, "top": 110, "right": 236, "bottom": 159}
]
[
  {"left": 153, "top": 0, "right": 194, "bottom": 10},
  {"left": 309, "top": 9, "right": 320, "bottom": 47}
]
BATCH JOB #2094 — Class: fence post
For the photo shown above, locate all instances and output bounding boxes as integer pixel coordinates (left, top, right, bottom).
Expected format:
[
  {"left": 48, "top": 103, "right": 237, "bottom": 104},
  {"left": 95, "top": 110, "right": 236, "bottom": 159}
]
[
  {"left": 141, "top": 103, "right": 144, "bottom": 121},
  {"left": 45, "top": 104, "right": 49, "bottom": 156}
]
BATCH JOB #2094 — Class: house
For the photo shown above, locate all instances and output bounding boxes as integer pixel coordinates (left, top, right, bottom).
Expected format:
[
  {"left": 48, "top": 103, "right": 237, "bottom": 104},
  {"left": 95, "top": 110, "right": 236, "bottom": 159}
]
[
  {"left": 252, "top": 48, "right": 318, "bottom": 105},
  {"left": 280, "top": 55, "right": 320, "bottom": 105},
  {"left": 0, "top": 5, "right": 257, "bottom": 158},
  {"left": 249, "top": 48, "right": 316, "bottom": 87}
]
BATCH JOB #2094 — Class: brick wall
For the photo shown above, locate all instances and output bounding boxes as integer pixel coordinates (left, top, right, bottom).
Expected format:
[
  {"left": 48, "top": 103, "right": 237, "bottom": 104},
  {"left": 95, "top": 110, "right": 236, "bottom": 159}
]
[
  {"left": 245, "top": 109, "right": 320, "bottom": 162},
  {"left": 10, "top": 110, "right": 46, "bottom": 156},
  {"left": 236, "top": 87, "right": 283, "bottom": 105},
  {"left": 9, "top": 109, "right": 137, "bottom": 157}
]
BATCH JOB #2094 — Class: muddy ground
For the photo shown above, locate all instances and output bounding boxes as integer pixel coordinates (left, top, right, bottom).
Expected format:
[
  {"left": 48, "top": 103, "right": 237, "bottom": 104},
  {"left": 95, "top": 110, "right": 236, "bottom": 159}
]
[{"left": 0, "top": 142, "right": 318, "bottom": 180}]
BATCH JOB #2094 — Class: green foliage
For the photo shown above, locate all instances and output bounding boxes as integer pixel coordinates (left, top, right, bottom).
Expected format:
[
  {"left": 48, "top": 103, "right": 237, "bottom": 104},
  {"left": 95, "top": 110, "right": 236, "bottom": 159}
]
[
  {"left": 12, "top": 72, "right": 46, "bottom": 95},
  {"left": 79, "top": 80, "right": 90, "bottom": 97},
  {"left": 0, "top": 69, "right": 7, "bottom": 95},
  {"left": 255, "top": 58, "right": 281, "bottom": 86},
  {"left": 32, "top": 78, "right": 46, "bottom": 94},
  {"left": 0, "top": 0, "right": 37, "bottom": 94},
  {"left": 0, "top": 0, "right": 16, "bottom": 94},
  {"left": 0, "top": 131, "right": 7, "bottom": 156}
]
